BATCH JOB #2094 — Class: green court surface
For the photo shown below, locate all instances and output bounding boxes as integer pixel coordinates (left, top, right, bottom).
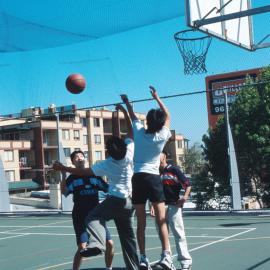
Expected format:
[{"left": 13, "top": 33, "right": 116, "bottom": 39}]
[{"left": 0, "top": 213, "right": 270, "bottom": 270}]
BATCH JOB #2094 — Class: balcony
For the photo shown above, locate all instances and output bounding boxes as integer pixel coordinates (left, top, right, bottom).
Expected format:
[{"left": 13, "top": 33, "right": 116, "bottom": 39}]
[{"left": 0, "top": 140, "right": 31, "bottom": 150}]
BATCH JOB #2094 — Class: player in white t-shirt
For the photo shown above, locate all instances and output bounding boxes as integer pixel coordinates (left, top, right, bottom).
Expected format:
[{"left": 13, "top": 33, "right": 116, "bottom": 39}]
[
  {"left": 53, "top": 104, "right": 139, "bottom": 270},
  {"left": 121, "top": 86, "right": 175, "bottom": 270}
]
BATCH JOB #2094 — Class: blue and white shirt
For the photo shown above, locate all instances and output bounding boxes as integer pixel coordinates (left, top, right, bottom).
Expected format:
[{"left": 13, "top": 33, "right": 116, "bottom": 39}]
[{"left": 64, "top": 174, "right": 108, "bottom": 212}]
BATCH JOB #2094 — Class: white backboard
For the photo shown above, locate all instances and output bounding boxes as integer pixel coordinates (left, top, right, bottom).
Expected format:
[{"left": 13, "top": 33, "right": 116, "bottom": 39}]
[{"left": 186, "top": 0, "right": 254, "bottom": 50}]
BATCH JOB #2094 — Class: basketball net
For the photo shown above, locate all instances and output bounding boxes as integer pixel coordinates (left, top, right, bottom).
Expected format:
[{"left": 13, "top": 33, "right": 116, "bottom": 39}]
[{"left": 174, "top": 29, "right": 212, "bottom": 75}]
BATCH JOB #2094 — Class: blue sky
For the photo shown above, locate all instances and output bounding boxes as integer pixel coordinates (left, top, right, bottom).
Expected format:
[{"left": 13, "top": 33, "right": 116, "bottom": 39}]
[{"left": 0, "top": 2, "right": 269, "bottom": 144}]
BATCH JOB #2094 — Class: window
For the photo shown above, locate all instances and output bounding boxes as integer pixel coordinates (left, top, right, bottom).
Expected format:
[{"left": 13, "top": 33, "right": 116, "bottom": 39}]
[
  {"left": 74, "top": 130, "right": 80, "bottom": 140},
  {"left": 4, "top": 150, "right": 14, "bottom": 161},
  {"left": 84, "top": 151, "right": 89, "bottom": 159},
  {"left": 62, "top": 129, "right": 70, "bottom": 140},
  {"left": 74, "top": 148, "right": 81, "bottom": 152},
  {"left": 83, "top": 135, "right": 88, "bottom": 145},
  {"left": 94, "top": 134, "right": 101, "bottom": 144},
  {"left": 95, "top": 151, "right": 102, "bottom": 161},
  {"left": 63, "top": 148, "right": 71, "bottom": 157},
  {"left": 5, "top": 170, "right": 15, "bottom": 181},
  {"left": 3, "top": 132, "right": 19, "bottom": 140},
  {"left": 93, "top": 118, "right": 100, "bottom": 127},
  {"left": 177, "top": 140, "right": 183, "bottom": 149},
  {"left": 178, "top": 155, "right": 184, "bottom": 163},
  {"left": 81, "top": 117, "right": 87, "bottom": 127}
]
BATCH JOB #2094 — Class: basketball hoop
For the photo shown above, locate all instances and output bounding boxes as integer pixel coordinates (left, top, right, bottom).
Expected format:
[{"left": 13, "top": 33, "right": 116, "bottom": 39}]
[{"left": 174, "top": 29, "right": 212, "bottom": 75}]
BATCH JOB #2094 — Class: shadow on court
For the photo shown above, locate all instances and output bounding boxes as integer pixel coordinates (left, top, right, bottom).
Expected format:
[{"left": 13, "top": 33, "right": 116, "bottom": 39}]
[
  {"left": 245, "top": 257, "right": 270, "bottom": 270},
  {"left": 220, "top": 221, "right": 270, "bottom": 227},
  {"left": 80, "top": 268, "right": 125, "bottom": 270}
]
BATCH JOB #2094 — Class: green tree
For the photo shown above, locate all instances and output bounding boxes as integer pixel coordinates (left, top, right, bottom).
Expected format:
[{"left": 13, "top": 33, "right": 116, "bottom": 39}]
[
  {"left": 200, "top": 66, "right": 270, "bottom": 209},
  {"left": 183, "top": 142, "right": 205, "bottom": 175}
]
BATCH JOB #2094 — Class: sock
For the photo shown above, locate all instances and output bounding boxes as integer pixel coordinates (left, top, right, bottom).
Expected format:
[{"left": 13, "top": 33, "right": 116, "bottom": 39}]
[
  {"left": 162, "top": 250, "right": 171, "bottom": 256},
  {"left": 140, "top": 254, "right": 147, "bottom": 260}
]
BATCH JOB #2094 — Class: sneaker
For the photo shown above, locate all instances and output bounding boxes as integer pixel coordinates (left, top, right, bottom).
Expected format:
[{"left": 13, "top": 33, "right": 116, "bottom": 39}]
[
  {"left": 158, "top": 253, "right": 176, "bottom": 270},
  {"left": 80, "top": 246, "right": 103, "bottom": 257},
  {"left": 140, "top": 255, "right": 152, "bottom": 270},
  {"left": 182, "top": 265, "right": 192, "bottom": 270}
]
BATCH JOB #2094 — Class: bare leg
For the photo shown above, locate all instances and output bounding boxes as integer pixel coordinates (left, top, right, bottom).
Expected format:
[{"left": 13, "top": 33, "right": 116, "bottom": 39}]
[
  {"left": 73, "top": 243, "right": 86, "bottom": 270},
  {"left": 152, "top": 201, "right": 170, "bottom": 252},
  {"left": 134, "top": 204, "right": 146, "bottom": 254},
  {"left": 105, "top": 239, "right": 114, "bottom": 268}
]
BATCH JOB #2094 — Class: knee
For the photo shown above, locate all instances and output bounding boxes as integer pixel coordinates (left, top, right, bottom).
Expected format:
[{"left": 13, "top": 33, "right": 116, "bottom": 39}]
[{"left": 106, "top": 239, "right": 114, "bottom": 249}]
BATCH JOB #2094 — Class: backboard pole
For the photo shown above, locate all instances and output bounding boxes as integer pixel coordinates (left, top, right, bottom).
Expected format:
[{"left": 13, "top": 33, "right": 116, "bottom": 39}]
[
  {"left": 194, "top": 5, "right": 270, "bottom": 27},
  {"left": 224, "top": 91, "right": 242, "bottom": 210}
]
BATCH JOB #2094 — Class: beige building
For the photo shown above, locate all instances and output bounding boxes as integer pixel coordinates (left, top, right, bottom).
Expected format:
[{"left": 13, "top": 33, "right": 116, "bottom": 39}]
[
  {"left": 0, "top": 104, "right": 188, "bottom": 190},
  {"left": 164, "top": 130, "right": 189, "bottom": 169}
]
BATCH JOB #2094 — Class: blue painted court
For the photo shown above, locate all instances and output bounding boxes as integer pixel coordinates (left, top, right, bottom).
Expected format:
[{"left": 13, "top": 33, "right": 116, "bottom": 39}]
[{"left": 1, "top": 212, "right": 270, "bottom": 270}]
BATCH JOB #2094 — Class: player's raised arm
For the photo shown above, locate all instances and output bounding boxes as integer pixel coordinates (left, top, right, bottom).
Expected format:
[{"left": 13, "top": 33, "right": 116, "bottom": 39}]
[
  {"left": 120, "top": 94, "right": 138, "bottom": 122},
  {"left": 149, "top": 86, "right": 170, "bottom": 128},
  {"left": 116, "top": 103, "right": 133, "bottom": 139},
  {"left": 53, "top": 161, "right": 95, "bottom": 176}
]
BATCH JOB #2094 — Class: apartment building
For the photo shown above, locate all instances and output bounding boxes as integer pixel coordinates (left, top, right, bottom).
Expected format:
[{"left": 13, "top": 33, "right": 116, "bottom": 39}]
[
  {"left": 0, "top": 104, "right": 188, "bottom": 190},
  {"left": 164, "top": 130, "right": 189, "bottom": 169}
]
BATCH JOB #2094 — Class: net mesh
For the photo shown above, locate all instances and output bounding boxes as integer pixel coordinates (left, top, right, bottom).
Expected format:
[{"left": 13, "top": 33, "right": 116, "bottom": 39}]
[
  {"left": 174, "top": 29, "right": 212, "bottom": 75},
  {"left": 0, "top": 1, "right": 185, "bottom": 52}
]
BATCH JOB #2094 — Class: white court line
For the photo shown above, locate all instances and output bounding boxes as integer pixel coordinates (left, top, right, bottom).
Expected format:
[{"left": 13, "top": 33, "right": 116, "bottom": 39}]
[
  {"left": 188, "top": 227, "right": 256, "bottom": 252},
  {"left": 0, "top": 220, "right": 70, "bottom": 234},
  {"left": 0, "top": 233, "right": 30, "bottom": 241},
  {"left": 185, "top": 227, "right": 256, "bottom": 230},
  {"left": 151, "top": 227, "right": 256, "bottom": 264},
  {"left": 0, "top": 225, "right": 256, "bottom": 230},
  {"left": 0, "top": 231, "right": 229, "bottom": 239},
  {"left": 0, "top": 225, "right": 73, "bottom": 228},
  {"left": 35, "top": 228, "right": 257, "bottom": 270},
  {"left": 36, "top": 250, "right": 124, "bottom": 270}
]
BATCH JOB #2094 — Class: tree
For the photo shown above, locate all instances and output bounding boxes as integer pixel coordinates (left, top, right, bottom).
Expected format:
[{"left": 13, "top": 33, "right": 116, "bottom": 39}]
[
  {"left": 200, "top": 66, "right": 270, "bottom": 208},
  {"left": 183, "top": 142, "right": 205, "bottom": 176}
]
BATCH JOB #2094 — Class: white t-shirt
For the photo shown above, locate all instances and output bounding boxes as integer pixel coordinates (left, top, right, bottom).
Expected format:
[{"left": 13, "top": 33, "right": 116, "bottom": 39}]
[
  {"left": 133, "top": 120, "right": 171, "bottom": 175},
  {"left": 91, "top": 138, "right": 134, "bottom": 199}
]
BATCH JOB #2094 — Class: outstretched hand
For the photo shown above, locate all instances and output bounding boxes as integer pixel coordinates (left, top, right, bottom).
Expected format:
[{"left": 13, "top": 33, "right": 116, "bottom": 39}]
[
  {"left": 115, "top": 103, "right": 125, "bottom": 112},
  {"left": 120, "top": 94, "right": 129, "bottom": 103},
  {"left": 53, "top": 161, "right": 65, "bottom": 171},
  {"left": 149, "top": 85, "right": 158, "bottom": 99}
]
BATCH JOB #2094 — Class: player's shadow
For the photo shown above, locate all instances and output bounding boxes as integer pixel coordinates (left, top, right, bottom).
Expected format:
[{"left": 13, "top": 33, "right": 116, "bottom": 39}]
[
  {"left": 80, "top": 268, "right": 126, "bottom": 270},
  {"left": 220, "top": 221, "right": 270, "bottom": 227},
  {"left": 245, "top": 257, "right": 270, "bottom": 270}
]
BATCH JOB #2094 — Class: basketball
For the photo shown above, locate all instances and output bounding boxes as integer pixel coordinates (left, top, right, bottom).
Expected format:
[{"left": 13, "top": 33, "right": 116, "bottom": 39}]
[{"left": 65, "top": 73, "right": 86, "bottom": 94}]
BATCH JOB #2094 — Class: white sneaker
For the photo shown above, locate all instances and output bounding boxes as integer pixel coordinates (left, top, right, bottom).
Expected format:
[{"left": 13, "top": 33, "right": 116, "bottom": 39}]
[
  {"left": 158, "top": 253, "right": 176, "bottom": 270},
  {"left": 182, "top": 265, "right": 192, "bottom": 270},
  {"left": 140, "top": 255, "right": 152, "bottom": 270}
]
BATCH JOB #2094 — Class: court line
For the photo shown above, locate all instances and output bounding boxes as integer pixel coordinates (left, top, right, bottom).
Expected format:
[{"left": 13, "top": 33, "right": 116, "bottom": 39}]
[
  {"left": 36, "top": 250, "right": 124, "bottom": 270},
  {"left": 0, "top": 225, "right": 73, "bottom": 228},
  {"left": 151, "top": 227, "right": 256, "bottom": 264},
  {"left": 0, "top": 220, "right": 70, "bottom": 234},
  {"left": 0, "top": 225, "right": 256, "bottom": 230},
  {"left": 24, "top": 228, "right": 258, "bottom": 270},
  {"left": 0, "top": 233, "right": 30, "bottom": 241},
  {"left": 0, "top": 231, "right": 233, "bottom": 239},
  {"left": 187, "top": 227, "right": 256, "bottom": 252}
]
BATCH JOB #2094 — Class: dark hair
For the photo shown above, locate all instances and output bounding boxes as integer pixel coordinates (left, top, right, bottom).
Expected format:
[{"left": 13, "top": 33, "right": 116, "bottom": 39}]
[
  {"left": 106, "top": 136, "right": 127, "bottom": 160},
  {"left": 162, "top": 150, "right": 169, "bottom": 157},
  {"left": 70, "top": 150, "right": 85, "bottom": 162},
  {"left": 146, "top": 108, "right": 166, "bottom": 133}
]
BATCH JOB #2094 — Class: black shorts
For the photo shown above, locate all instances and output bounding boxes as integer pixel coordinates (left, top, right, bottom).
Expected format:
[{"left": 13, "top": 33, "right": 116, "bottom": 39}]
[
  {"left": 72, "top": 211, "right": 112, "bottom": 245},
  {"left": 132, "top": 172, "right": 165, "bottom": 204}
]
